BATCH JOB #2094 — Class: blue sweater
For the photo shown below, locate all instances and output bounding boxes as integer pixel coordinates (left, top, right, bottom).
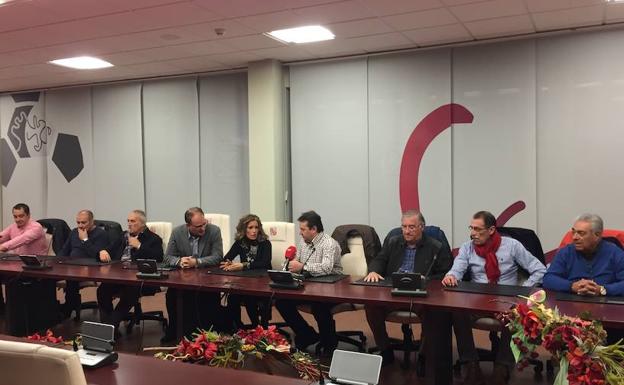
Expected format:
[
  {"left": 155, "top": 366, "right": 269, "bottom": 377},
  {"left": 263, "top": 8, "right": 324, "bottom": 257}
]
[{"left": 543, "top": 241, "right": 624, "bottom": 295}]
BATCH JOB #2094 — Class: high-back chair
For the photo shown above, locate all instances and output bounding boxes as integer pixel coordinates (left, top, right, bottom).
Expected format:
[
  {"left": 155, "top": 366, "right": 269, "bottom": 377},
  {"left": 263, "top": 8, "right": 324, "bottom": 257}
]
[
  {"left": 69, "top": 220, "right": 122, "bottom": 321},
  {"left": 0, "top": 340, "right": 87, "bottom": 385},
  {"left": 380, "top": 225, "right": 451, "bottom": 370},
  {"left": 263, "top": 221, "right": 297, "bottom": 269},
  {"left": 146, "top": 221, "right": 173, "bottom": 252},
  {"left": 37, "top": 218, "right": 71, "bottom": 255},
  {"left": 466, "top": 227, "right": 546, "bottom": 377},
  {"left": 124, "top": 221, "right": 173, "bottom": 334},
  {"left": 204, "top": 213, "right": 231, "bottom": 249}
]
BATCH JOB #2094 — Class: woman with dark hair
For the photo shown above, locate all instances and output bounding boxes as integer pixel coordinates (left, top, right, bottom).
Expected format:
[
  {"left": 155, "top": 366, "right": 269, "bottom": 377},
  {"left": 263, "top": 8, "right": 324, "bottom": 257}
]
[{"left": 220, "top": 214, "right": 272, "bottom": 330}]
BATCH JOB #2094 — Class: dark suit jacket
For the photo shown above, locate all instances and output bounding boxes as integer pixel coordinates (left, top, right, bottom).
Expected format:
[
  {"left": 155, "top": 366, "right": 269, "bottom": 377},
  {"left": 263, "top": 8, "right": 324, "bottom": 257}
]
[
  {"left": 164, "top": 223, "right": 223, "bottom": 267},
  {"left": 106, "top": 227, "right": 163, "bottom": 262},
  {"left": 368, "top": 234, "right": 452, "bottom": 280}
]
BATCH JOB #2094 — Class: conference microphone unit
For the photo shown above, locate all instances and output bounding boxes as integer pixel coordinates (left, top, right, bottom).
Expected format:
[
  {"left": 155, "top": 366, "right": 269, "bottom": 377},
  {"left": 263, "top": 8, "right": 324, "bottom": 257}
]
[{"left": 391, "top": 252, "right": 439, "bottom": 297}]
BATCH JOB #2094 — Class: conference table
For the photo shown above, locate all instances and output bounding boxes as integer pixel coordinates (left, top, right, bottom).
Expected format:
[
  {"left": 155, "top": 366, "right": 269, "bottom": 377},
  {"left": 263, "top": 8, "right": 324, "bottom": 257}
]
[
  {"left": 1, "top": 257, "right": 624, "bottom": 385},
  {"left": 0, "top": 334, "right": 311, "bottom": 385}
]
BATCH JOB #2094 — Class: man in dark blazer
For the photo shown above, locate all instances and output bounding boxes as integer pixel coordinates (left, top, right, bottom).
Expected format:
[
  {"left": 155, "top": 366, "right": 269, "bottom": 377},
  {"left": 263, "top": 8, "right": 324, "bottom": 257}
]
[
  {"left": 161, "top": 206, "right": 223, "bottom": 342},
  {"left": 364, "top": 210, "right": 452, "bottom": 365},
  {"left": 96, "top": 210, "right": 163, "bottom": 333}
]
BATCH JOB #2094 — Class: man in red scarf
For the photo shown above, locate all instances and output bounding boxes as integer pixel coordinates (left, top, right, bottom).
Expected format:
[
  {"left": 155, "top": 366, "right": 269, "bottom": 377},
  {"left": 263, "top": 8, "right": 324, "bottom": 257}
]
[{"left": 442, "top": 211, "right": 546, "bottom": 385}]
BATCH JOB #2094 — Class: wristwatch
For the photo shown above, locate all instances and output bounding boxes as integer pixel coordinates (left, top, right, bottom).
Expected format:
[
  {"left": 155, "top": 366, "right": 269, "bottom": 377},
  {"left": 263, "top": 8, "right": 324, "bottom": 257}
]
[{"left": 600, "top": 285, "right": 607, "bottom": 296}]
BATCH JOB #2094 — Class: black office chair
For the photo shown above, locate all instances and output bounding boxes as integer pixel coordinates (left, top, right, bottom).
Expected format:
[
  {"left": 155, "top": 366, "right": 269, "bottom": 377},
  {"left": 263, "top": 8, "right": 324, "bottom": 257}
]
[
  {"left": 124, "top": 287, "right": 169, "bottom": 333},
  {"left": 67, "top": 220, "right": 123, "bottom": 321},
  {"left": 37, "top": 219, "right": 71, "bottom": 255},
  {"left": 369, "top": 225, "right": 450, "bottom": 370},
  {"left": 455, "top": 227, "right": 546, "bottom": 377}
]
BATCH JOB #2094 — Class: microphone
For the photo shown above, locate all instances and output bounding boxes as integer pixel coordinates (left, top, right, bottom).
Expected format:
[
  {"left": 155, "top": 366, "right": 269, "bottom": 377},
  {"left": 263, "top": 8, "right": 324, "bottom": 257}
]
[
  {"left": 422, "top": 251, "right": 439, "bottom": 284},
  {"left": 281, "top": 245, "right": 297, "bottom": 271}
]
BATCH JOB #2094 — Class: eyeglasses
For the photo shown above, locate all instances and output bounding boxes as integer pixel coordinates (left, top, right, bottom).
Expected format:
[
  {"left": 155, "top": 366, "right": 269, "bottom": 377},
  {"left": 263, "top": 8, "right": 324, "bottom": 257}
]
[{"left": 468, "top": 226, "right": 490, "bottom": 233}]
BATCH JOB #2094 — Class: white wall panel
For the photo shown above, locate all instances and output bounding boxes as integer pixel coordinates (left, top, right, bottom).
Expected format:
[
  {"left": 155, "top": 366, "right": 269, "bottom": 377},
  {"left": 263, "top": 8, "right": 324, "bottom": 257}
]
[
  {"left": 143, "top": 78, "right": 200, "bottom": 226},
  {"left": 368, "top": 50, "right": 452, "bottom": 242},
  {"left": 199, "top": 72, "right": 249, "bottom": 241},
  {"left": 290, "top": 59, "right": 368, "bottom": 235},
  {"left": 0, "top": 92, "right": 47, "bottom": 226},
  {"left": 452, "top": 40, "right": 537, "bottom": 247},
  {"left": 93, "top": 83, "right": 144, "bottom": 227},
  {"left": 537, "top": 30, "right": 624, "bottom": 250},
  {"left": 45, "top": 88, "right": 95, "bottom": 226}
]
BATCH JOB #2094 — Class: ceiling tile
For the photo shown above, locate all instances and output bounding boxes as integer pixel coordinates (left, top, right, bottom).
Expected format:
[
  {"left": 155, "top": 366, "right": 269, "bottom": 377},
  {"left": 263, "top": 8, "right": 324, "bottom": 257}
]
[
  {"left": 173, "top": 40, "right": 240, "bottom": 56},
  {"left": 524, "top": 0, "right": 605, "bottom": 13},
  {"left": 449, "top": 0, "right": 527, "bottom": 22},
  {"left": 218, "top": 34, "right": 284, "bottom": 51},
  {"left": 382, "top": 8, "right": 459, "bottom": 30},
  {"left": 357, "top": 0, "right": 445, "bottom": 16},
  {"left": 291, "top": 0, "right": 377, "bottom": 23},
  {"left": 193, "top": 0, "right": 338, "bottom": 18},
  {"left": 327, "top": 18, "right": 394, "bottom": 38},
  {"left": 347, "top": 32, "right": 414, "bottom": 52},
  {"left": 298, "top": 38, "right": 367, "bottom": 57},
  {"left": 465, "top": 14, "right": 535, "bottom": 38},
  {"left": 440, "top": 0, "right": 490, "bottom": 5},
  {"left": 126, "top": 2, "right": 221, "bottom": 30},
  {"left": 132, "top": 19, "right": 257, "bottom": 45},
  {"left": 124, "top": 61, "right": 187, "bottom": 76},
  {"left": 159, "top": 55, "right": 225, "bottom": 71},
  {"left": 31, "top": 0, "right": 182, "bottom": 20},
  {"left": 251, "top": 45, "right": 316, "bottom": 61},
  {"left": 402, "top": 23, "right": 473, "bottom": 45},
  {"left": 532, "top": 5, "right": 605, "bottom": 31},
  {"left": 99, "top": 52, "right": 153, "bottom": 66},
  {"left": 0, "top": 2, "right": 64, "bottom": 32},
  {"left": 213, "top": 51, "right": 263, "bottom": 67},
  {"left": 236, "top": 10, "right": 314, "bottom": 32}
]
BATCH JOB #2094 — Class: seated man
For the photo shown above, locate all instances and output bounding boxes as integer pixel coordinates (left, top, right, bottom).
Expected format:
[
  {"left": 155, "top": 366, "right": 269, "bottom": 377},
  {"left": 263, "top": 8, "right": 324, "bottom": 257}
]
[
  {"left": 0, "top": 203, "right": 48, "bottom": 315},
  {"left": 161, "top": 207, "right": 223, "bottom": 342},
  {"left": 543, "top": 213, "right": 624, "bottom": 344},
  {"left": 275, "top": 211, "right": 342, "bottom": 353},
  {"left": 96, "top": 210, "right": 163, "bottom": 333},
  {"left": 364, "top": 210, "right": 452, "bottom": 365},
  {"left": 442, "top": 211, "right": 546, "bottom": 385},
  {"left": 60, "top": 210, "right": 109, "bottom": 318},
  {"left": 0, "top": 203, "right": 48, "bottom": 255}
]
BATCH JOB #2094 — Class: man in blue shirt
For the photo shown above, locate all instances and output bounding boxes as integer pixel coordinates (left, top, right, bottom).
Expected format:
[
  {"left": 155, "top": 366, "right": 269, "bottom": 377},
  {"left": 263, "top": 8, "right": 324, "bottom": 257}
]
[
  {"left": 543, "top": 213, "right": 624, "bottom": 344},
  {"left": 442, "top": 211, "right": 546, "bottom": 385}
]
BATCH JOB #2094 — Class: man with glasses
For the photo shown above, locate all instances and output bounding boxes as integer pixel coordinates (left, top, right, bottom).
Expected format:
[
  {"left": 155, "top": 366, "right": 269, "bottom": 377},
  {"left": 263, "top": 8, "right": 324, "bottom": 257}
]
[
  {"left": 60, "top": 209, "right": 109, "bottom": 318},
  {"left": 363, "top": 210, "right": 452, "bottom": 365},
  {"left": 544, "top": 213, "right": 624, "bottom": 344},
  {"left": 442, "top": 211, "right": 546, "bottom": 385},
  {"left": 161, "top": 207, "right": 223, "bottom": 342}
]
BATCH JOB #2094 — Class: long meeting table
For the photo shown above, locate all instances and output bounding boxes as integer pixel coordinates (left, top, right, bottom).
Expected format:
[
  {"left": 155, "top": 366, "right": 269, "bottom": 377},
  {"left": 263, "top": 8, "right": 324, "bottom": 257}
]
[{"left": 2, "top": 257, "right": 624, "bottom": 385}]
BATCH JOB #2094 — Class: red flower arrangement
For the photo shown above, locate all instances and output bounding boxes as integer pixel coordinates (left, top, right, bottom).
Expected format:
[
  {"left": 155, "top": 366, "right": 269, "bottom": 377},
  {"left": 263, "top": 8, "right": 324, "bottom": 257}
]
[
  {"left": 153, "top": 326, "right": 325, "bottom": 380},
  {"left": 27, "top": 329, "right": 64, "bottom": 344},
  {"left": 500, "top": 290, "right": 624, "bottom": 385}
]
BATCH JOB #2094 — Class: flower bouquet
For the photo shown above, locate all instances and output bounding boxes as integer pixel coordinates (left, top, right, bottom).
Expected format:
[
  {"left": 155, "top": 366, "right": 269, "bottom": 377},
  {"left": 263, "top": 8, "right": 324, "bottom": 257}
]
[
  {"left": 152, "top": 326, "right": 325, "bottom": 381},
  {"left": 499, "top": 290, "right": 624, "bottom": 385}
]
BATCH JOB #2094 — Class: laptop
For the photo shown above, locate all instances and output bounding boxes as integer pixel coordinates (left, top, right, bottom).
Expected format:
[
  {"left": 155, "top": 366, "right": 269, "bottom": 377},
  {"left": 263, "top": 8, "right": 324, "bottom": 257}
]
[
  {"left": 391, "top": 272, "right": 427, "bottom": 297},
  {"left": 76, "top": 321, "right": 118, "bottom": 368},
  {"left": 19, "top": 255, "right": 52, "bottom": 270},
  {"left": 268, "top": 270, "right": 303, "bottom": 290},
  {"left": 326, "top": 350, "right": 382, "bottom": 385}
]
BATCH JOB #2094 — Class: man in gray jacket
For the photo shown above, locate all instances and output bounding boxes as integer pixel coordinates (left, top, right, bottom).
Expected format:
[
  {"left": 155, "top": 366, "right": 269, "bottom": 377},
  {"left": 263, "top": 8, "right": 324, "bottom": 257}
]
[{"left": 162, "top": 207, "right": 223, "bottom": 343}]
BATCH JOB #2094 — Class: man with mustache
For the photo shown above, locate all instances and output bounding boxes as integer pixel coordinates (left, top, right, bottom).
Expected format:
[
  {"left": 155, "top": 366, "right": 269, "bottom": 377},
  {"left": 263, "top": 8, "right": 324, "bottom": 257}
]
[{"left": 442, "top": 211, "right": 546, "bottom": 385}]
